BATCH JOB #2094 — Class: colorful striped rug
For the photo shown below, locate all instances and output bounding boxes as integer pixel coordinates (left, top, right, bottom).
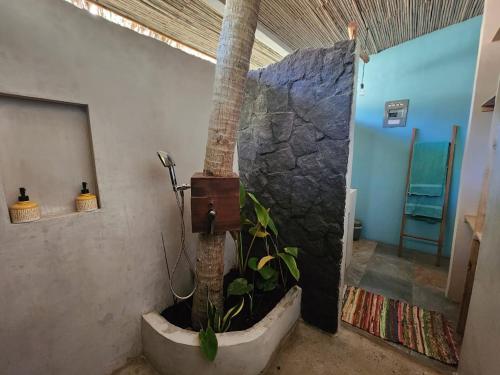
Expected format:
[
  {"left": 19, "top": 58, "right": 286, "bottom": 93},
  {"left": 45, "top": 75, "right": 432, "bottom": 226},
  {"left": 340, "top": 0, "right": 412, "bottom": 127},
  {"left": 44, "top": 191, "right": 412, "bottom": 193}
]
[{"left": 342, "top": 286, "right": 459, "bottom": 365}]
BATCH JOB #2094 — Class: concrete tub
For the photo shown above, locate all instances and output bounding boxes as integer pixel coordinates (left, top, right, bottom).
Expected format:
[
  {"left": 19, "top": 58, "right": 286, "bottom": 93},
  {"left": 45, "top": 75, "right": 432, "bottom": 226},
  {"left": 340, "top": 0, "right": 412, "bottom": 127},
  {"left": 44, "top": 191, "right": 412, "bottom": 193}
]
[{"left": 142, "top": 286, "right": 301, "bottom": 375}]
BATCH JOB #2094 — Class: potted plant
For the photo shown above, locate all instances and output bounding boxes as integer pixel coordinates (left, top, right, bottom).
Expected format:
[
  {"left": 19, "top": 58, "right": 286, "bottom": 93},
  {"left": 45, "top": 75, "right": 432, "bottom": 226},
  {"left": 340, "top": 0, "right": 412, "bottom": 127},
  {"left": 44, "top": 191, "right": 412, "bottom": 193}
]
[{"left": 141, "top": 185, "right": 302, "bottom": 375}]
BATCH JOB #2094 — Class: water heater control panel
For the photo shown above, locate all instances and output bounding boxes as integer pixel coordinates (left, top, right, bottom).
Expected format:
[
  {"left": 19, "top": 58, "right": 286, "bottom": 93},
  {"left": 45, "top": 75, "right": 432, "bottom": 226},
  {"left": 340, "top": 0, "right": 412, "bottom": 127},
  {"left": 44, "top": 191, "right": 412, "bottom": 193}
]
[{"left": 383, "top": 99, "right": 409, "bottom": 128}]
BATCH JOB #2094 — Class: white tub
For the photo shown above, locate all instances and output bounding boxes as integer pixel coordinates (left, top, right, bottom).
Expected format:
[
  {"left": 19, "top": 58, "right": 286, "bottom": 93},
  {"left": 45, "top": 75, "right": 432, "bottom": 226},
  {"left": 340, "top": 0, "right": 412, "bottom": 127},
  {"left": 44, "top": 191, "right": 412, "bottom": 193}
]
[{"left": 142, "top": 286, "right": 301, "bottom": 375}]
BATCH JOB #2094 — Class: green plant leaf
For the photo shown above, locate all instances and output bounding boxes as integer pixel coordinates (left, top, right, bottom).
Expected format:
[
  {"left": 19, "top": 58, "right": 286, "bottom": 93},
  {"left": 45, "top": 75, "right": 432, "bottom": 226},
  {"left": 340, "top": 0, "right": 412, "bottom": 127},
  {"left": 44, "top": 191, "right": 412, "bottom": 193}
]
[
  {"left": 249, "top": 225, "right": 268, "bottom": 238},
  {"left": 284, "top": 247, "right": 299, "bottom": 258},
  {"left": 222, "top": 298, "right": 245, "bottom": 332},
  {"left": 248, "top": 257, "right": 259, "bottom": 271},
  {"left": 199, "top": 326, "right": 218, "bottom": 361},
  {"left": 255, "top": 205, "right": 270, "bottom": 228},
  {"left": 207, "top": 300, "right": 216, "bottom": 327},
  {"left": 216, "top": 314, "right": 222, "bottom": 333},
  {"left": 248, "top": 192, "right": 270, "bottom": 228},
  {"left": 246, "top": 192, "right": 260, "bottom": 205},
  {"left": 239, "top": 183, "right": 246, "bottom": 209},
  {"left": 258, "top": 264, "right": 277, "bottom": 280},
  {"left": 268, "top": 215, "right": 278, "bottom": 236},
  {"left": 256, "top": 271, "right": 278, "bottom": 291},
  {"left": 278, "top": 253, "right": 300, "bottom": 281},
  {"left": 227, "top": 278, "right": 253, "bottom": 296},
  {"left": 257, "top": 255, "right": 274, "bottom": 270},
  {"left": 241, "top": 217, "right": 254, "bottom": 226}
]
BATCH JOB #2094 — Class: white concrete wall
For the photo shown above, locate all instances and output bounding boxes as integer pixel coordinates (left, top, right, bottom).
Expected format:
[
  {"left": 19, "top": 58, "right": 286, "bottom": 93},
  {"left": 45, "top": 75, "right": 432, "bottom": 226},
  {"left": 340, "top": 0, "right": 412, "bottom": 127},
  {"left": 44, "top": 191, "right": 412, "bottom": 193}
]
[
  {"left": 447, "top": 0, "right": 500, "bottom": 301},
  {"left": 458, "top": 83, "right": 500, "bottom": 375},
  {"left": 0, "top": 1, "right": 228, "bottom": 374}
]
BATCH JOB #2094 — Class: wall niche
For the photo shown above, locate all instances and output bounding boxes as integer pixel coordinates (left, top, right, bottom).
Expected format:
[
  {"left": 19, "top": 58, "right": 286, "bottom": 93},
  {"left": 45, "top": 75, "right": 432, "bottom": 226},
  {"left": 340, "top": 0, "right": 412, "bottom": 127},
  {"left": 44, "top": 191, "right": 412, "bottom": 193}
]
[{"left": 0, "top": 94, "right": 99, "bottom": 221}]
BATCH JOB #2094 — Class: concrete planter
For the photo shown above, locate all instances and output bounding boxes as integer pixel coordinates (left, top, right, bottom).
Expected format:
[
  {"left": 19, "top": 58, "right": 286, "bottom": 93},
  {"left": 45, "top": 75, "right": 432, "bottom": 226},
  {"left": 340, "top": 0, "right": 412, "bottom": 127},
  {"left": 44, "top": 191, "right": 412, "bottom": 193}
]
[{"left": 142, "top": 286, "right": 301, "bottom": 375}]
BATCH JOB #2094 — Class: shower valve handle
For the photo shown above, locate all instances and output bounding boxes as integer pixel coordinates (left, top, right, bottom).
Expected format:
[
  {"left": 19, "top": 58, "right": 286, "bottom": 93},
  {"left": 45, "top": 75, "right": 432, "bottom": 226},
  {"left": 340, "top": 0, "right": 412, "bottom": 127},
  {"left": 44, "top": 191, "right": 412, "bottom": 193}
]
[{"left": 207, "top": 206, "right": 216, "bottom": 234}]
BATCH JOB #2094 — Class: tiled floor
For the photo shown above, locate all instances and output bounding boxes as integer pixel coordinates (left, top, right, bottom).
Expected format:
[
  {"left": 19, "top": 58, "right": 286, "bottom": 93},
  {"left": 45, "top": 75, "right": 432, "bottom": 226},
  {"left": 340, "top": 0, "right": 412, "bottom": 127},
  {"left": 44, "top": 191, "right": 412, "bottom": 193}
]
[
  {"left": 345, "top": 239, "right": 460, "bottom": 327},
  {"left": 344, "top": 239, "right": 461, "bottom": 370}
]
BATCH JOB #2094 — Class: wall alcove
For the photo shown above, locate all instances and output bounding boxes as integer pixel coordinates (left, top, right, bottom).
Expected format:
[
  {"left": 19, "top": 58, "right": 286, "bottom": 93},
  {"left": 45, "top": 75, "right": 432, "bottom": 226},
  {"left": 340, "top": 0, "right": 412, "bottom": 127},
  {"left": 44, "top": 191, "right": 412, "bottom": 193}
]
[{"left": 0, "top": 94, "right": 99, "bottom": 221}]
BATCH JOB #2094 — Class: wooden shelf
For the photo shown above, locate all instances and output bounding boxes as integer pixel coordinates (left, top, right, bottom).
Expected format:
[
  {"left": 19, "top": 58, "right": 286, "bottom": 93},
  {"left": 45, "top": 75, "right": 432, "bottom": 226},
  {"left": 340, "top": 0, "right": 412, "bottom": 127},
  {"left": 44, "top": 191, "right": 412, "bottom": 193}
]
[
  {"left": 464, "top": 214, "right": 482, "bottom": 242},
  {"left": 10, "top": 209, "right": 102, "bottom": 225},
  {"left": 481, "top": 96, "right": 495, "bottom": 112}
]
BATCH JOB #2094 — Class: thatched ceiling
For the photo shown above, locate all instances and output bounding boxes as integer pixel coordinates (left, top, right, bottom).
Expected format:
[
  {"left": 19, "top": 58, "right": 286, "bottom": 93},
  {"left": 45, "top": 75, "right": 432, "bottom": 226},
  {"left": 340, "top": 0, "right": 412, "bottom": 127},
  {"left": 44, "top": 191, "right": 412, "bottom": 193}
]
[{"left": 91, "top": 0, "right": 483, "bottom": 68}]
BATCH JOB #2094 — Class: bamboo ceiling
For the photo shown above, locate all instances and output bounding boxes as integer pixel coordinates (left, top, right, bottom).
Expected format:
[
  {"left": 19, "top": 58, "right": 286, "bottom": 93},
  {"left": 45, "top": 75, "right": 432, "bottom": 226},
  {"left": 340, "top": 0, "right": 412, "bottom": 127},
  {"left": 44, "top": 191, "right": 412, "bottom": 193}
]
[{"left": 92, "top": 0, "right": 484, "bottom": 68}]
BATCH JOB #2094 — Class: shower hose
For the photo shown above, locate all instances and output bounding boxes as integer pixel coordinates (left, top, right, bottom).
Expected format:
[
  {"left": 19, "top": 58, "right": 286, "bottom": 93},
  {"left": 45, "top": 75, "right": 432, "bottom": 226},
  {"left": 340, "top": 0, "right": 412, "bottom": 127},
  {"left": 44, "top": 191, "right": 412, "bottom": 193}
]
[{"left": 162, "top": 189, "right": 197, "bottom": 301}]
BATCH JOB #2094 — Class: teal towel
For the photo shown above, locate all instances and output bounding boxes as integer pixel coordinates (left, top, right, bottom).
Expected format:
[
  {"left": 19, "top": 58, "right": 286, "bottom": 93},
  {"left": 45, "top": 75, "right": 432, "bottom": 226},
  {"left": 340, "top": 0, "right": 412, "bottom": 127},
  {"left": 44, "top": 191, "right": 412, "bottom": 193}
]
[
  {"left": 405, "top": 194, "right": 444, "bottom": 220},
  {"left": 408, "top": 142, "right": 449, "bottom": 196}
]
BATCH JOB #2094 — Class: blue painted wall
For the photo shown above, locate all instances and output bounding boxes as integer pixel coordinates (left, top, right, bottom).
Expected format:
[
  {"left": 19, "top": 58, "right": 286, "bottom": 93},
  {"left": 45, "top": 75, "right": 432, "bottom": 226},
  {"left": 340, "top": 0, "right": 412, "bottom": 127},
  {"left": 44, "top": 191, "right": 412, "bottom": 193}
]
[{"left": 352, "top": 17, "right": 482, "bottom": 256}]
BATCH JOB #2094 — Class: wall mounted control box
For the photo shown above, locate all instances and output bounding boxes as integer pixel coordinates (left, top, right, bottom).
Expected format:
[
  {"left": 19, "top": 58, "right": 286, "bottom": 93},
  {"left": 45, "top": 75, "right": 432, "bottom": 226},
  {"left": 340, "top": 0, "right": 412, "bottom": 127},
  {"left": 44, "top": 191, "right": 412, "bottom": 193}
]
[
  {"left": 190, "top": 172, "right": 240, "bottom": 234},
  {"left": 383, "top": 99, "right": 409, "bottom": 128}
]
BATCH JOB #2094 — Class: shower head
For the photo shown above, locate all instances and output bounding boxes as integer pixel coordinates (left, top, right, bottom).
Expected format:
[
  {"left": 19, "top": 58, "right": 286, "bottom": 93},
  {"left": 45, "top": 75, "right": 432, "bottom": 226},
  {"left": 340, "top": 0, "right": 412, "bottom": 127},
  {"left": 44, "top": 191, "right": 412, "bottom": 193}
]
[
  {"left": 157, "top": 151, "right": 175, "bottom": 168},
  {"left": 157, "top": 150, "right": 181, "bottom": 191}
]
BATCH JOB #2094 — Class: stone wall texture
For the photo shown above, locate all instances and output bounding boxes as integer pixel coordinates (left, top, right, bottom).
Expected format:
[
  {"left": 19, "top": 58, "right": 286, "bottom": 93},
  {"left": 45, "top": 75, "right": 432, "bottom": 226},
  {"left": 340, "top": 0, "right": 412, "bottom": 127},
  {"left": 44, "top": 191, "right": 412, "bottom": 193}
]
[{"left": 238, "top": 41, "right": 355, "bottom": 333}]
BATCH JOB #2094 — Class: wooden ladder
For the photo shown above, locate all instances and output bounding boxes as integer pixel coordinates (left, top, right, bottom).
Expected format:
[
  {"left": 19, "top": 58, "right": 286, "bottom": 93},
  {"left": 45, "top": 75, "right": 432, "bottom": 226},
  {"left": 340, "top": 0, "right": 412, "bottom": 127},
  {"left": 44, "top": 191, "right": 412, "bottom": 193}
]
[{"left": 398, "top": 125, "right": 458, "bottom": 266}]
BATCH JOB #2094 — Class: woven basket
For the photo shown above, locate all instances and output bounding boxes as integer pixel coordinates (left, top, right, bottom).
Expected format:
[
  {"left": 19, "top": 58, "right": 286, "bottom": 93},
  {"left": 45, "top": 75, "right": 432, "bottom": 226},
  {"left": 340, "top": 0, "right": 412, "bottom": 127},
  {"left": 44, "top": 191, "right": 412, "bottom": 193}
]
[
  {"left": 9, "top": 201, "right": 41, "bottom": 223},
  {"left": 76, "top": 194, "right": 98, "bottom": 212}
]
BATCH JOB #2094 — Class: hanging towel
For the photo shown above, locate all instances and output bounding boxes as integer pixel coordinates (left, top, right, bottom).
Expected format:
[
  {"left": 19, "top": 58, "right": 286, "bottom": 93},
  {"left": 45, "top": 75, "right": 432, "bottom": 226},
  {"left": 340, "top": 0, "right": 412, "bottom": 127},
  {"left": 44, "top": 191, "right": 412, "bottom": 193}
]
[
  {"left": 405, "top": 141, "right": 449, "bottom": 220},
  {"left": 405, "top": 194, "right": 444, "bottom": 221},
  {"left": 408, "top": 142, "right": 449, "bottom": 197}
]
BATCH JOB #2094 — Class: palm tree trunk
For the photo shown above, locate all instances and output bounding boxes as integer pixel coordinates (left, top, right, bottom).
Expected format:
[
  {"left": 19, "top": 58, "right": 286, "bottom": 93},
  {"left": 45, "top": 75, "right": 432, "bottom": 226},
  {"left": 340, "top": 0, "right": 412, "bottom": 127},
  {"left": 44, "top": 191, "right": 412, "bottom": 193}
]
[{"left": 191, "top": 0, "right": 261, "bottom": 328}]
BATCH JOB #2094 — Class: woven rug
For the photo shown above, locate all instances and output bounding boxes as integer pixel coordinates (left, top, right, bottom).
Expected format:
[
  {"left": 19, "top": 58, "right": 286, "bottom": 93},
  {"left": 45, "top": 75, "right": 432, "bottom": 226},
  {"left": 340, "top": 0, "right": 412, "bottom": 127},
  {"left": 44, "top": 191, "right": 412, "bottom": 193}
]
[{"left": 342, "top": 286, "right": 459, "bottom": 365}]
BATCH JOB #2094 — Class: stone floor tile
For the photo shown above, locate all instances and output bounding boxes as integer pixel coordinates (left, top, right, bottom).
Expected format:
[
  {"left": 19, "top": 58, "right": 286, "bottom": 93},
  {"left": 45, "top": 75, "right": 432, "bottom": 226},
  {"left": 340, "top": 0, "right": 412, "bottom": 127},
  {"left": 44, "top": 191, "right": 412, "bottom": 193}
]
[
  {"left": 359, "top": 269, "right": 413, "bottom": 303},
  {"left": 414, "top": 264, "right": 449, "bottom": 291},
  {"left": 344, "top": 261, "right": 366, "bottom": 286},
  {"left": 376, "top": 242, "right": 416, "bottom": 261},
  {"left": 412, "top": 284, "right": 460, "bottom": 324},
  {"left": 365, "top": 252, "right": 414, "bottom": 283}
]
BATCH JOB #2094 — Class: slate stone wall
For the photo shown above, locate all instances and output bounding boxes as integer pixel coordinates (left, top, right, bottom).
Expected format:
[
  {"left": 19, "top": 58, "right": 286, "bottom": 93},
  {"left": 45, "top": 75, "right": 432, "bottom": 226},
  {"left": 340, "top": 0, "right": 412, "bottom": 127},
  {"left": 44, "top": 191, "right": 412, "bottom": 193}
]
[{"left": 237, "top": 41, "right": 355, "bottom": 333}]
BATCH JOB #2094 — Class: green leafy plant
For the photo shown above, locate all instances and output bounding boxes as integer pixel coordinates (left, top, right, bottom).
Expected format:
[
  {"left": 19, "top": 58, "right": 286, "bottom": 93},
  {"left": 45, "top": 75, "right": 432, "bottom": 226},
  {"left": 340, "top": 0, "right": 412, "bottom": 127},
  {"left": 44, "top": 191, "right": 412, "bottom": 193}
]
[
  {"left": 198, "top": 297, "right": 245, "bottom": 361},
  {"left": 229, "top": 184, "right": 300, "bottom": 294},
  {"left": 207, "top": 297, "right": 245, "bottom": 333},
  {"left": 227, "top": 277, "right": 254, "bottom": 315},
  {"left": 227, "top": 277, "right": 253, "bottom": 296},
  {"left": 199, "top": 326, "right": 217, "bottom": 362},
  {"left": 201, "top": 183, "right": 300, "bottom": 361}
]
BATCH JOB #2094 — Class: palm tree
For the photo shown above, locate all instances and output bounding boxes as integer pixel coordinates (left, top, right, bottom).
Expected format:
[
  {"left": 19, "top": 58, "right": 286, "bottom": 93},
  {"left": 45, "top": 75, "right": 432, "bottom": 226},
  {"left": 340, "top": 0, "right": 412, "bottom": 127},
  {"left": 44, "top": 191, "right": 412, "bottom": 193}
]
[{"left": 191, "top": 0, "right": 261, "bottom": 328}]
